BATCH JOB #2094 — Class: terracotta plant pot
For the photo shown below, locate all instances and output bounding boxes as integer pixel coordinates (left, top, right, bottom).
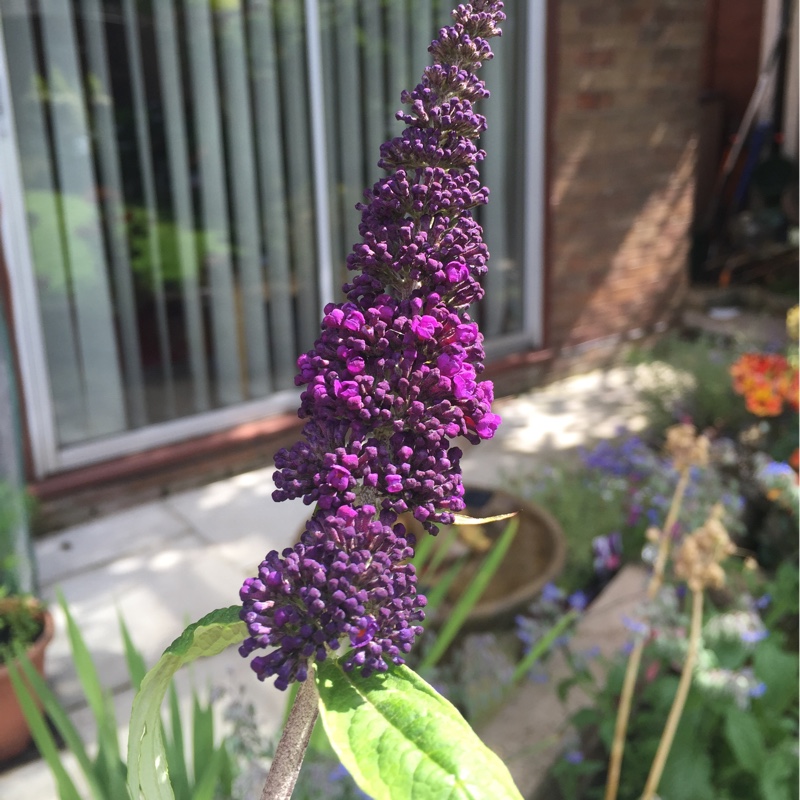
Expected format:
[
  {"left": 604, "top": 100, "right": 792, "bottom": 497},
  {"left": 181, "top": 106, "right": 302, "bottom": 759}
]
[{"left": 0, "top": 602, "right": 55, "bottom": 762}]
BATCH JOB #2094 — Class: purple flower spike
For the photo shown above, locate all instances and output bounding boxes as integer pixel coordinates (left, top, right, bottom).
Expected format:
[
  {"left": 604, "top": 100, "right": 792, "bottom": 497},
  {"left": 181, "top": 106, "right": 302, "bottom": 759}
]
[
  {"left": 243, "top": 0, "right": 505, "bottom": 689},
  {"left": 271, "top": 0, "right": 505, "bottom": 534}
]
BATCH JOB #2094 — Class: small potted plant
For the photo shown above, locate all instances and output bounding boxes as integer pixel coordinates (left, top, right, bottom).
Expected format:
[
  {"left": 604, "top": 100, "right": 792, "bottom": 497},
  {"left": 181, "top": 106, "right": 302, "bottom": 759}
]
[
  {"left": 0, "top": 587, "right": 54, "bottom": 761},
  {"left": 0, "top": 480, "right": 53, "bottom": 763}
]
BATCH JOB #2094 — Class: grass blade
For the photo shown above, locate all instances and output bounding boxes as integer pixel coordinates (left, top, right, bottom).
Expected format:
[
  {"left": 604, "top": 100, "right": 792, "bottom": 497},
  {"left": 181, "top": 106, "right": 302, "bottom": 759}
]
[
  {"left": 57, "top": 593, "right": 118, "bottom": 749},
  {"left": 165, "top": 683, "right": 190, "bottom": 800},
  {"left": 411, "top": 529, "right": 438, "bottom": 571},
  {"left": 419, "top": 518, "right": 519, "bottom": 670},
  {"left": 10, "top": 644, "right": 107, "bottom": 800},
  {"left": 118, "top": 612, "right": 147, "bottom": 692},
  {"left": 7, "top": 659, "right": 84, "bottom": 800},
  {"left": 191, "top": 688, "right": 215, "bottom": 784},
  {"left": 420, "top": 524, "right": 461, "bottom": 583},
  {"left": 190, "top": 746, "right": 225, "bottom": 800},
  {"left": 510, "top": 609, "right": 578, "bottom": 685},
  {"left": 421, "top": 556, "right": 468, "bottom": 625}
]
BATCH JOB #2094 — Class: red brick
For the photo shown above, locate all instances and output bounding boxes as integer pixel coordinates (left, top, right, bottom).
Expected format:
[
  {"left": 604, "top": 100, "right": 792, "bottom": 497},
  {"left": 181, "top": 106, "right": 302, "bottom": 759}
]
[
  {"left": 576, "top": 90, "right": 614, "bottom": 110},
  {"left": 576, "top": 48, "right": 616, "bottom": 68}
]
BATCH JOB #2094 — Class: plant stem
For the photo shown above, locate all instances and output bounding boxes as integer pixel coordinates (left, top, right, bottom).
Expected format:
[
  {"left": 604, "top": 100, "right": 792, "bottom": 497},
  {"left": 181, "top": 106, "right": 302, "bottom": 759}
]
[
  {"left": 603, "top": 637, "right": 644, "bottom": 800},
  {"left": 640, "top": 588, "right": 703, "bottom": 800},
  {"left": 648, "top": 467, "right": 690, "bottom": 601},
  {"left": 603, "top": 465, "right": 690, "bottom": 800},
  {"left": 260, "top": 676, "right": 319, "bottom": 800}
]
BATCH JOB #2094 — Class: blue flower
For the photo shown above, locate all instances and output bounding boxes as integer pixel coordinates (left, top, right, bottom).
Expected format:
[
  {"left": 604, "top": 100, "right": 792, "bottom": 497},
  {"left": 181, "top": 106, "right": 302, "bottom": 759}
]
[
  {"left": 740, "top": 628, "right": 768, "bottom": 644},
  {"left": 563, "top": 749, "right": 584, "bottom": 765},
  {"left": 749, "top": 682, "right": 767, "bottom": 698},
  {"left": 568, "top": 591, "right": 588, "bottom": 611},
  {"left": 541, "top": 583, "right": 564, "bottom": 603},
  {"left": 754, "top": 593, "right": 772, "bottom": 610},
  {"left": 622, "top": 615, "right": 649, "bottom": 637}
]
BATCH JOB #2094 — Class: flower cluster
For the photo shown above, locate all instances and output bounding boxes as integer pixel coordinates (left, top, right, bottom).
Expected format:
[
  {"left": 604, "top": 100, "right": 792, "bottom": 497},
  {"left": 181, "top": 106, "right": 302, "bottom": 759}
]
[
  {"left": 730, "top": 352, "right": 799, "bottom": 417},
  {"left": 239, "top": 505, "right": 424, "bottom": 690},
  {"left": 241, "top": 1, "right": 506, "bottom": 689}
]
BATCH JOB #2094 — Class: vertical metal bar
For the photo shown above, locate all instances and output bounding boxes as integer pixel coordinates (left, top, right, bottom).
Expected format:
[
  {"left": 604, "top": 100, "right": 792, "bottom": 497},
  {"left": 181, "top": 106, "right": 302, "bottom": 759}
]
[
  {"left": 275, "top": 0, "right": 318, "bottom": 348},
  {"left": 39, "top": 0, "right": 127, "bottom": 439},
  {"left": 523, "top": 0, "right": 546, "bottom": 347},
  {"left": 305, "top": 0, "right": 335, "bottom": 313},
  {"left": 152, "top": 0, "right": 211, "bottom": 413},
  {"left": 80, "top": 0, "right": 147, "bottom": 428},
  {"left": 184, "top": 0, "right": 243, "bottom": 406},
  {"left": 359, "top": 0, "right": 387, "bottom": 182},
  {"left": 217, "top": 0, "right": 272, "bottom": 397},
  {"left": 0, "top": 4, "right": 61, "bottom": 474},
  {"left": 332, "top": 0, "right": 363, "bottom": 281},
  {"left": 410, "top": 0, "right": 433, "bottom": 77},
  {"left": 318, "top": 0, "right": 344, "bottom": 283},
  {"left": 480, "top": 39, "right": 510, "bottom": 337},
  {"left": 247, "top": 0, "right": 297, "bottom": 389},
  {"left": 386, "top": 0, "right": 410, "bottom": 132},
  {"left": 121, "top": 0, "right": 176, "bottom": 418}
]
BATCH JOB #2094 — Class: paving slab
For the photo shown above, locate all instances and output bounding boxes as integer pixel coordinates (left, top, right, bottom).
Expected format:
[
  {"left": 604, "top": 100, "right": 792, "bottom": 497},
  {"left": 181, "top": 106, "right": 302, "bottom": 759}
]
[
  {"left": 165, "top": 467, "right": 309, "bottom": 573},
  {"left": 36, "top": 501, "right": 193, "bottom": 587}
]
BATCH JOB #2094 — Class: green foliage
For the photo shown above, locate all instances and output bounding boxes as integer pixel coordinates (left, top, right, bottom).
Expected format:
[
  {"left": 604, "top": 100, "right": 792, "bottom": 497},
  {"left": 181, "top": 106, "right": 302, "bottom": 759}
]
[
  {"left": 315, "top": 659, "right": 524, "bottom": 800},
  {"left": 0, "top": 593, "right": 44, "bottom": 663},
  {"left": 0, "top": 480, "right": 36, "bottom": 596},
  {"left": 629, "top": 332, "right": 753, "bottom": 435},
  {"left": 11, "top": 597, "right": 236, "bottom": 800},
  {"left": 127, "top": 605, "right": 245, "bottom": 800},
  {"left": 418, "top": 517, "right": 519, "bottom": 670},
  {"left": 511, "top": 459, "right": 629, "bottom": 593},
  {"left": 554, "top": 563, "right": 800, "bottom": 800}
]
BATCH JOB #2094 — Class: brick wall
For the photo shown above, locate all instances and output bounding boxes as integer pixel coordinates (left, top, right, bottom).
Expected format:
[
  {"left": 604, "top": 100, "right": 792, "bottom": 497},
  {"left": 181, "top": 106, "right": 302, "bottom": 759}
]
[{"left": 546, "top": 1, "right": 706, "bottom": 358}]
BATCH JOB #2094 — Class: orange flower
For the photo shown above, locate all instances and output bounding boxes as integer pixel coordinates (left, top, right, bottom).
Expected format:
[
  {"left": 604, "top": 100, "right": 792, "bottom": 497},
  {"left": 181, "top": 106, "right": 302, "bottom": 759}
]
[{"left": 731, "top": 353, "right": 799, "bottom": 417}]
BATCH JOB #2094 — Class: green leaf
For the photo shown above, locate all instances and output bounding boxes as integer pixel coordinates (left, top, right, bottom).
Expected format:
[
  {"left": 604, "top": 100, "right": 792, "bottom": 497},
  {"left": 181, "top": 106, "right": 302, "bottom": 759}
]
[
  {"left": 759, "top": 748, "right": 795, "bottom": 800},
  {"left": 58, "top": 593, "right": 128, "bottom": 798},
  {"left": 316, "top": 659, "right": 524, "bottom": 800},
  {"left": 754, "top": 641, "right": 799, "bottom": 716},
  {"left": 6, "top": 658, "right": 85, "bottom": 800},
  {"left": 510, "top": 609, "right": 577, "bottom": 685},
  {"left": 191, "top": 689, "right": 215, "bottom": 784},
  {"left": 164, "top": 683, "right": 190, "bottom": 800},
  {"left": 421, "top": 556, "right": 468, "bottom": 624},
  {"left": 419, "top": 518, "right": 519, "bottom": 671},
  {"left": 420, "top": 524, "right": 462, "bottom": 582},
  {"left": 9, "top": 643, "right": 106, "bottom": 799},
  {"left": 724, "top": 706, "right": 766, "bottom": 776},
  {"left": 126, "top": 606, "right": 246, "bottom": 800},
  {"left": 119, "top": 612, "right": 147, "bottom": 692}
]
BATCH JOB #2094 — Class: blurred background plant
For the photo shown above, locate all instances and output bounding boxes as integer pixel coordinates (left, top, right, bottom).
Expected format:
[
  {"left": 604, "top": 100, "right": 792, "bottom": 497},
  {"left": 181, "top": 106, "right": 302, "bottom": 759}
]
[
  {"left": 11, "top": 596, "right": 236, "bottom": 800},
  {"left": 509, "top": 431, "right": 745, "bottom": 597},
  {"left": 548, "top": 560, "right": 798, "bottom": 800}
]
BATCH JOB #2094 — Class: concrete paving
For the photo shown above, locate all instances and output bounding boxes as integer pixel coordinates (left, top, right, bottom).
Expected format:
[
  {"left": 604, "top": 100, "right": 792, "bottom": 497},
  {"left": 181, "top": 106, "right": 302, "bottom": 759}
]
[{"left": 0, "top": 367, "right": 648, "bottom": 799}]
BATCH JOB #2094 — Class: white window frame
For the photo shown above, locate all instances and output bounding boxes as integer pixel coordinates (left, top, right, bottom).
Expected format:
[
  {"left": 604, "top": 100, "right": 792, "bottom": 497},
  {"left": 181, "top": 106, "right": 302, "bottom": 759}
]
[{"left": 0, "top": 1, "right": 546, "bottom": 479}]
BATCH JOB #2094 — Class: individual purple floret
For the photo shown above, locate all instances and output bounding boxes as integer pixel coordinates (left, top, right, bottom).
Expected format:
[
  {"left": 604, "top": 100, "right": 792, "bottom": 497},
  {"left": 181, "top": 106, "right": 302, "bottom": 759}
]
[
  {"left": 243, "top": 0, "right": 505, "bottom": 689},
  {"left": 240, "top": 505, "right": 425, "bottom": 689}
]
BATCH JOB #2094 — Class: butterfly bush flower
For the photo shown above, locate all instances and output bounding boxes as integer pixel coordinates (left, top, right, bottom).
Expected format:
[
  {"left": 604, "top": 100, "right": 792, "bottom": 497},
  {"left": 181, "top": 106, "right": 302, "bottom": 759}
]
[{"left": 241, "top": 1, "right": 506, "bottom": 689}]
